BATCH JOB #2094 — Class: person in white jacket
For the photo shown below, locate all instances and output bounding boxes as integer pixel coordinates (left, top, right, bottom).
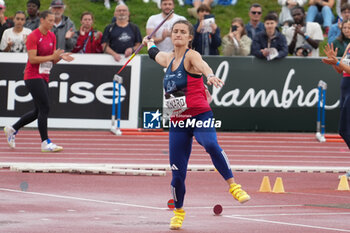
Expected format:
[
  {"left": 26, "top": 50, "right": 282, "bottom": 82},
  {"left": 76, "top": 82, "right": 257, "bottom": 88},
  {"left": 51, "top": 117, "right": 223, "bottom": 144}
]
[{"left": 278, "top": 0, "right": 307, "bottom": 26}]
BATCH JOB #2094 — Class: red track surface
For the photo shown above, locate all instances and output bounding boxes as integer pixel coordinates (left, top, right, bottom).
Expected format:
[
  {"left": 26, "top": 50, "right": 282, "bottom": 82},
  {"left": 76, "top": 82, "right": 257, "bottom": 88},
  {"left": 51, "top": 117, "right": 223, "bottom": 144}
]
[{"left": 1, "top": 130, "right": 350, "bottom": 233}]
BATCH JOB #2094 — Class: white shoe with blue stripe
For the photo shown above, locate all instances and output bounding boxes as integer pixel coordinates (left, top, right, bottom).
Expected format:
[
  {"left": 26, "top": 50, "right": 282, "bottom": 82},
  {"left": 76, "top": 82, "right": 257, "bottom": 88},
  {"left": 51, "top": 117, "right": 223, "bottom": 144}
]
[
  {"left": 41, "top": 139, "right": 63, "bottom": 152},
  {"left": 4, "top": 126, "right": 16, "bottom": 149}
]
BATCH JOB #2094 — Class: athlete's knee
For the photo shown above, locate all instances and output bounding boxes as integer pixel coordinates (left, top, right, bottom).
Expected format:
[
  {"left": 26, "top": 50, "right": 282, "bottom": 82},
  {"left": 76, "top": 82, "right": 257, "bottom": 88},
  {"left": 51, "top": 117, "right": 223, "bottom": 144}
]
[
  {"left": 203, "top": 140, "right": 221, "bottom": 153},
  {"left": 40, "top": 103, "right": 50, "bottom": 115},
  {"left": 171, "top": 172, "right": 186, "bottom": 188}
]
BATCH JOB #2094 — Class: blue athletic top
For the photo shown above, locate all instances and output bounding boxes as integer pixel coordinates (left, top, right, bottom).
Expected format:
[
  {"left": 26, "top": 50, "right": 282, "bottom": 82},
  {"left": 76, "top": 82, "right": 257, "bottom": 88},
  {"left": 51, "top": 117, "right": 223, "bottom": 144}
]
[{"left": 163, "top": 49, "right": 211, "bottom": 120}]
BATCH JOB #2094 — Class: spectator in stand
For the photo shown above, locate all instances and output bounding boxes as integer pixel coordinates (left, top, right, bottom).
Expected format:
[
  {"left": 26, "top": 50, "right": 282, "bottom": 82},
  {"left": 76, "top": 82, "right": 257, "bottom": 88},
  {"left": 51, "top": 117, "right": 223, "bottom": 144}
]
[
  {"left": 284, "top": 6, "right": 324, "bottom": 57},
  {"left": 49, "top": 0, "right": 77, "bottom": 52},
  {"left": 333, "top": 19, "right": 350, "bottom": 56},
  {"left": 222, "top": 17, "right": 252, "bottom": 56},
  {"left": 101, "top": 4, "right": 142, "bottom": 62},
  {"left": 328, "top": 3, "right": 350, "bottom": 43},
  {"left": 72, "top": 12, "right": 102, "bottom": 53},
  {"left": 336, "top": 0, "right": 350, "bottom": 19},
  {"left": 278, "top": 0, "right": 307, "bottom": 27},
  {"left": 192, "top": 4, "right": 221, "bottom": 55},
  {"left": 146, "top": 0, "right": 186, "bottom": 52},
  {"left": 24, "top": 0, "right": 40, "bottom": 30},
  {"left": 251, "top": 13, "right": 288, "bottom": 60},
  {"left": 0, "top": 0, "right": 14, "bottom": 41},
  {"left": 186, "top": 0, "right": 214, "bottom": 18},
  {"left": 0, "top": 11, "right": 31, "bottom": 52},
  {"left": 245, "top": 3, "right": 265, "bottom": 40},
  {"left": 306, "top": 0, "right": 335, "bottom": 35}
]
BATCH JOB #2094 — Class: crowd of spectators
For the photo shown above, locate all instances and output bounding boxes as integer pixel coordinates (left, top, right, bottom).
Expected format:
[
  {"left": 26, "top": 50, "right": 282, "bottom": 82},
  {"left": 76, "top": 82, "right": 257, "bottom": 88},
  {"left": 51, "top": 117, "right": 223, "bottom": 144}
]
[{"left": 1, "top": 0, "right": 350, "bottom": 59}]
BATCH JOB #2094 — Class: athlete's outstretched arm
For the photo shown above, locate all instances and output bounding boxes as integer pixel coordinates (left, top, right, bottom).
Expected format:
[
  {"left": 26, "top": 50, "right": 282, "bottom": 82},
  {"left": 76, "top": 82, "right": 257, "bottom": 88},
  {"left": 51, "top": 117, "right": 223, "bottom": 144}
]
[
  {"left": 323, "top": 43, "right": 350, "bottom": 74},
  {"left": 143, "top": 36, "right": 169, "bottom": 68},
  {"left": 186, "top": 50, "right": 224, "bottom": 88}
]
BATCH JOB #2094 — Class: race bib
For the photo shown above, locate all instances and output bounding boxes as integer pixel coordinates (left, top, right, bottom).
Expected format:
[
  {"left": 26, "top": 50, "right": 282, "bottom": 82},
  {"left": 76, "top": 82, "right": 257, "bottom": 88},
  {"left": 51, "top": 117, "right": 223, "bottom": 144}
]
[
  {"left": 39, "top": 61, "right": 53, "bottom": 74},
  {"left": 343, "top": 58, "right": 350, "bottom": 67},
  {"left": 164, "top": 94, "right": 187, "bottom": 117}
]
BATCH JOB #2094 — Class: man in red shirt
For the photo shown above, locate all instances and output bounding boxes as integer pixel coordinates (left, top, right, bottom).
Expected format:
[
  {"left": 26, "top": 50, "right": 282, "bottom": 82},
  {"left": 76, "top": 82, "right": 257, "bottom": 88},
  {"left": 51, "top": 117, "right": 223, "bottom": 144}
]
[{"left": 3, "top": 10, "right": 74, "bottom": 152}]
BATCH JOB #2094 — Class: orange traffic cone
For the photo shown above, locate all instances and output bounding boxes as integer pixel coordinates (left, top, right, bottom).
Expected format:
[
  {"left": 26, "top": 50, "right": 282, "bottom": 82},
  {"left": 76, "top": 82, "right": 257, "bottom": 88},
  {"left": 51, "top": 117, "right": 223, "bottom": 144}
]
[
  {"left": 272, "top": 177, "right": 285, "bottom": 193},
  {"left": 259, "top": 176, "right": 272, "bottom": 192},
  {"left": 337, "top": 175, "right": 350, "bottom": 191}
]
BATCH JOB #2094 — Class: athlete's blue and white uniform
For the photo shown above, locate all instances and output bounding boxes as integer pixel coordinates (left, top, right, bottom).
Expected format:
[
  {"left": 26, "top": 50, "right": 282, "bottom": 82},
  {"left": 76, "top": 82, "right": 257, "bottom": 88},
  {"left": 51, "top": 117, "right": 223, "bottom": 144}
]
[
  {"left": 339, "top": 48, "right": 350, "bottom": 148},
  {"left": 165, "top": 49, "right": 233, "bottom": 209}
]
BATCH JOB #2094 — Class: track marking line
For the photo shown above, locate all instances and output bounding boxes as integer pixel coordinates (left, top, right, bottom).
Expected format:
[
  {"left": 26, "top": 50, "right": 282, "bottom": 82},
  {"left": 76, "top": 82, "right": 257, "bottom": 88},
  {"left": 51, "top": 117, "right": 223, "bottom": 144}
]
[
  {"left": 227, "top": 212, "right": 350, "bottom": 217},
  {"left": 0, "top": 188, "right": 165, "bottom": 210},
  {"left": 185, "top": 204, "right": 304, "bottom": 209},
  {"left": 290, "top": 192, "right": 350, "bottom": 200},
  {"left": 224, "top": 215, "right": 350, "bottom": 232},
  {"left": 0, "top": 141, "right": 345, "bottom": 151}
]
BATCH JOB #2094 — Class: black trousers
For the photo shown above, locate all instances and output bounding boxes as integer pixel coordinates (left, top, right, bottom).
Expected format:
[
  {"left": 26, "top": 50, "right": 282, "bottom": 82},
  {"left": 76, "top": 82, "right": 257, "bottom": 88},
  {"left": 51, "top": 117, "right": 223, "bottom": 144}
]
[{"left": 13, "top": 78, "right": 50, "bottom": 142}]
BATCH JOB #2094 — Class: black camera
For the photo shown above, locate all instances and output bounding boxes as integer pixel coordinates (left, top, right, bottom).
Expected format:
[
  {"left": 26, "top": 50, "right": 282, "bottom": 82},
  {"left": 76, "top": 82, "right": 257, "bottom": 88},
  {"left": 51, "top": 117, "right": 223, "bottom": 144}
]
[
  {"left": 295, "top": 44, "right": 312, "bottom": 57},
  {"left": 231, "top": 25, "right": 238, "bottom": 32},
  {"left": 301, "top": 48, "right": 309, "bottom": 57}
]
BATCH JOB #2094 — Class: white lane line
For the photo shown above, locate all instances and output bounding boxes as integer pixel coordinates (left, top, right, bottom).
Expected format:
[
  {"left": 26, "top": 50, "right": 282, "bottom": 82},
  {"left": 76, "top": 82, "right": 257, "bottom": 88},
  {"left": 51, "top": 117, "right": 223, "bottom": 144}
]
[
  {"left": 1, "top": 145, "right": 346, "bottom": 155},
  {"left": 185, "top": 204, "right": 304, "bottom": 209},
  {"left": 290, "top": 192, "right": 350, "bottom": 200},
  {"left": 1, "top": 156, "right": 349, "bottom": 165},
  {"left": 0, "top": 188, "right": 165, "bottom": 210},
  {"left": 0, "top": 142, "right": 344, "bottom": 151},
  {"left": 0, "top": 137, "right": 326, "bottom": 144},
  {"left": 224, "top": 215, "right": 350, "bottom": 232},
  {"left": 0, "top": 157, "right": 349, "bottom": 165},
  {"left": 227, "top": 212, "right": 350, "bottom": 217}
]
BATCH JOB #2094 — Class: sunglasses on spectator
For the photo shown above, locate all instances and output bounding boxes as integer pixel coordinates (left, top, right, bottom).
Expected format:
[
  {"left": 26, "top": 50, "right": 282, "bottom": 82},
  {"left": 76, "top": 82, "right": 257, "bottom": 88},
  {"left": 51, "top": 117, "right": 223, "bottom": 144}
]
[
  {"left": 251, "top": 11, "right": 262, "bottom": 15},
  {"left": 0, "top": 7, "right": 3, "bottom": 10}
]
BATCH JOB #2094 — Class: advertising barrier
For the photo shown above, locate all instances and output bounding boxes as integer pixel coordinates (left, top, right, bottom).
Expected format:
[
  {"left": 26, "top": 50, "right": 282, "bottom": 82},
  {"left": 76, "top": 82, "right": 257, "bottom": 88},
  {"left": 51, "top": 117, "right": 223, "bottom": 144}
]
[
  {"left": 1, "top": 54, "right": 341, "bottom": 132},
  {"left": 140, "top": 56, "right": 341, "bottom": 132},
  {"left": 0, "top": 53, "right": 140, "bottom": 129}
]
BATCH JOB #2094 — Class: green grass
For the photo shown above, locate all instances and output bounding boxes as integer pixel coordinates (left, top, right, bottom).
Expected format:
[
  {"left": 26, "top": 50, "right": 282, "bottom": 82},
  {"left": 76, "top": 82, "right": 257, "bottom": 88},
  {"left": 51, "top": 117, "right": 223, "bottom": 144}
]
[{"left": 4, "top": 0, "right": 327, "bottom": 55}]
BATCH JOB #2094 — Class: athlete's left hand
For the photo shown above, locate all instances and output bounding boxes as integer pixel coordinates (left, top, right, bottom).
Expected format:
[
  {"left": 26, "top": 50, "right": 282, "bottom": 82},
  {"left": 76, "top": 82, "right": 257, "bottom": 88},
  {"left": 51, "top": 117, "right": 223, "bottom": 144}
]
[
  {"left": 207, "top": 76, "right": 224, "bottom": 88},
  {"left": 61, "top": 52, "right": 74, "bottom": 62}
]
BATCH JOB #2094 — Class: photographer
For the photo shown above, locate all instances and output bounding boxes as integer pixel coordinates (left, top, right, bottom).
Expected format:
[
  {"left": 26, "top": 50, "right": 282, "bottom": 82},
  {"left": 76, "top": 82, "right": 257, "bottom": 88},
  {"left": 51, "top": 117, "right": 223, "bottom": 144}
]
[
  {"left": 222, "top": 17, "right": 252, "bottom": 56},
  {"left": 192, "top": 4, "right": 221, "bottom": 55},
  {"left": 284, "top": 6, "right": 324, "bottom": 57}
]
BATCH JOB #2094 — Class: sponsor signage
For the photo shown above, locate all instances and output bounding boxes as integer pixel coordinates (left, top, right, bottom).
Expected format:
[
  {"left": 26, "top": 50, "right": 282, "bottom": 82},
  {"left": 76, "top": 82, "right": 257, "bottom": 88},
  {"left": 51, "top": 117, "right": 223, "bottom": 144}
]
[{"left": 0, "top": 53, "right": 140, "bottom": 129}]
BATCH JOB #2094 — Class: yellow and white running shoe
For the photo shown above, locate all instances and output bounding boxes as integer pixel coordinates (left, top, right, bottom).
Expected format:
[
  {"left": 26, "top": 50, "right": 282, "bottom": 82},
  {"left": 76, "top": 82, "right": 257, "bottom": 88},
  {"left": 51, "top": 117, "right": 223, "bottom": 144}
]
[
  {"left": 170, "top": 208, "right": 185, "bottom": 230},
  {"left": 229, "top": 183, "right": 251, "bottom": 204}
]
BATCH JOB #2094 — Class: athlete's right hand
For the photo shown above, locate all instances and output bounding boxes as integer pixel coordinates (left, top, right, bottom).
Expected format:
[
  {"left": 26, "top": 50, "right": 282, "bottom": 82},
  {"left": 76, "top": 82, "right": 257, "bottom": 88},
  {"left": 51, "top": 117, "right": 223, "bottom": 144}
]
[
  {"left": 52, "top": 49, "right": 65, "bottom": 61},
  {"left": 142, "top": 36, "right": 154, "bottom": 47}
]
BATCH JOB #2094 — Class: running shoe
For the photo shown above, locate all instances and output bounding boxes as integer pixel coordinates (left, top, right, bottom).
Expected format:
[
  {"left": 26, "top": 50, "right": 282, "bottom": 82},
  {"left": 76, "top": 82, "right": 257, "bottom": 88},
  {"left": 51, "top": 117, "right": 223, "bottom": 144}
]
[
  {"left": 4, "top": 126, "right": 16, "bottom": 149},
  {"left": 41, "top": 139, "right": 63, "bottom": 152},
  {"left": 229, "top": 183, "right": 251, "bottom": 203},
  {"left": 170, "top": 208, "right": 185, "bottom": 230}
]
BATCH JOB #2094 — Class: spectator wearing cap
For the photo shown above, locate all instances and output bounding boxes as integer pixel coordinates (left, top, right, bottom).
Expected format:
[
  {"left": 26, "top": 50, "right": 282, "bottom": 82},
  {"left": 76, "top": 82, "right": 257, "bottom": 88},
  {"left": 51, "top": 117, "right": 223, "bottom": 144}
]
[
  {"left": 328, "top": 3, "right": 350, "bottom": 44},
  {"left": 245, "top": 3, "right": 265, "bottom": 40},
  {"left": 49, "top": 0, "right": 77, "bottom": 52},
  {"left": 24, "top": 0, "right": 40, "bottom": 30},
  {"left": 0, "top": 0, "right": 14, "bottom": 41}
]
